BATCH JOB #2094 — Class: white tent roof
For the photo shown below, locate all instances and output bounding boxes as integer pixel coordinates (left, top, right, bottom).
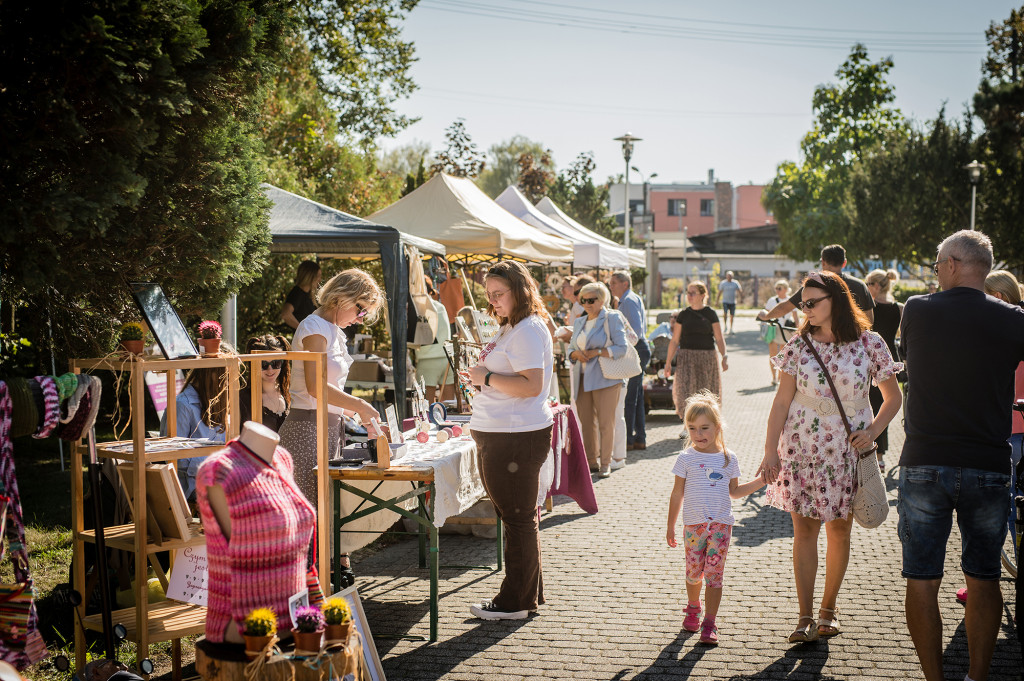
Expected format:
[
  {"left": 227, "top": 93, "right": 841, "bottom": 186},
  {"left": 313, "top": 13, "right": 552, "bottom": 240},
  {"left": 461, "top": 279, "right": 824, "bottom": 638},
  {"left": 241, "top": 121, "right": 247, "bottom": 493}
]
[
  {"left": 495, "top": 186, "right": 633, "bottom": 269},
  {"left": 535, "top": 197, "right": 646, "bottom": 268},
  {"left": 368, "top": 174, "right": 574, "bottom": 264}
]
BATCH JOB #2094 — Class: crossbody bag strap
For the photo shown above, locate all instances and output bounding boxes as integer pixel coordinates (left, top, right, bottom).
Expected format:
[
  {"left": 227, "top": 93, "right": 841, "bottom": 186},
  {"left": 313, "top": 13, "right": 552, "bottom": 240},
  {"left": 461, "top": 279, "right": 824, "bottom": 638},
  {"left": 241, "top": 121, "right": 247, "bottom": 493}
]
[
  {"left": 602, "top": 314, "right": 612, "bottom": 349},
  {"left": 800, "top": 333, "right": 853, "bottom": 438}
]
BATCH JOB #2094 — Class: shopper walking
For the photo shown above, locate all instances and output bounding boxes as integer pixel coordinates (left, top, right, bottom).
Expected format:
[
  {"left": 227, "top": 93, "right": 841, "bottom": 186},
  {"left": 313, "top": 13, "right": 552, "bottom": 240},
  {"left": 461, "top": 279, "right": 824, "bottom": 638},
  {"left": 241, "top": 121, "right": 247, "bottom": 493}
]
[
  {"left": 864, "top": 269, "right": 903, "bottom": 472},
  {"left": 762, "top": 280, "right": 799, "bottom": 386},
  {"left": 608, "top": 271, "right": 650, "bottom": 457},
  {"left": 667, "top": 281, "right": 727, "bottom": 417},
  {"left": 758, "top": 271, "right": 902, "bottom": 643},
  {"left": 716, "top": 271, "right": 741, "bottom": 334}
]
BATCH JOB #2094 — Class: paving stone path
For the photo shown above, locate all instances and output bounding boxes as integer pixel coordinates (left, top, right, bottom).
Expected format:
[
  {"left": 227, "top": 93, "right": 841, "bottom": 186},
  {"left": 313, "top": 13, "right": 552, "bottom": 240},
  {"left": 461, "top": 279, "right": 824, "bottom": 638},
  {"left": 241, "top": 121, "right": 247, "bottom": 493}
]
[{"left": 353, "top": 316, "right": 1021, "bottom": 680}]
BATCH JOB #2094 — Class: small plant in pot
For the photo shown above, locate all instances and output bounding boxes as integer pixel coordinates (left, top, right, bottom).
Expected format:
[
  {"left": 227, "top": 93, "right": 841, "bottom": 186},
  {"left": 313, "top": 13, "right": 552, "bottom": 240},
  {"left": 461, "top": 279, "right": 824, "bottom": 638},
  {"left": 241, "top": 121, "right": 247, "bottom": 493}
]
[
  {"left": 322, "top": 598, "right": 352, "bottom": 647},
  {"left": 197, "top": 320, "right": 222, "bottom": 355},
  {"left": 291, "top": 605, "right": 324, "bottom": 656},
  {"left": 242, "top": 608, "right": 277, "bottom": 660},
  {"left": 118, "top": 322, "right": 145, "bottom": 356}
]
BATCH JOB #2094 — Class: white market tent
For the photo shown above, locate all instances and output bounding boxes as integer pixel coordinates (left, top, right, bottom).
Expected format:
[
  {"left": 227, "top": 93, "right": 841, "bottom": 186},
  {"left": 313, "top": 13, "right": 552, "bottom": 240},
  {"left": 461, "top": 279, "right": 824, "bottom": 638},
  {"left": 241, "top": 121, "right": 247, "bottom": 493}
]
[
  {"left": 535, "top": 196, "right": 646, "bottom": 268},
  {"left": 495, "top": 186, "right": 633, "bottom": 270},
  {"left": 369, "top": 173, "right": 574, "bottom": 264}
]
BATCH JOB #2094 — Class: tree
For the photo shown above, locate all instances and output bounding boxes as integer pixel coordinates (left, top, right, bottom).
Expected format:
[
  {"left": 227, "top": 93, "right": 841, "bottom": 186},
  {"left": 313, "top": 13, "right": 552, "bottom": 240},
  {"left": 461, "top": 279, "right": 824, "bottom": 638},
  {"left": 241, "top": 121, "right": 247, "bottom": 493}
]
[
  {"left": 430, "top": 119, "right": 485, "bottom": 178},
  {"left": 379, "top": 140, "right": 432, "bottom": 177},
  {"left": 0, "top": 0, "right": 289, "bottom": 361},
  {"left": 477, "top": 135, "right": 550, "bottom": 198},
  {"left": 547, "top": 153, "right": 619, "bottom": 240},
  {"left": 295, "top": 0, "right": 420, "bottom": 143},
  {"left": 842, "top": 109, "right": 975, "bottom": 267},
  {"left": 516, "top": 150, "right": 556, "bottom": 204},
  {"left": 763, "top": 44, "right": 908, "bottom": 263},
  {"left": 974, "top": 6, "right": 1024, "bottom": 269}
]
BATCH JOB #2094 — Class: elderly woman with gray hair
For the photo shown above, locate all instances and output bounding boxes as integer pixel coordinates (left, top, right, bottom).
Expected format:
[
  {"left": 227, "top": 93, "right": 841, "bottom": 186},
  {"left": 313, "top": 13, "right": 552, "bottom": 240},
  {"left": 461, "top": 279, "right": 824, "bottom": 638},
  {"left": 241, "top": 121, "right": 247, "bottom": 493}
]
[{"left": 569, "top": 282, "right": 629, "bottom": 478}]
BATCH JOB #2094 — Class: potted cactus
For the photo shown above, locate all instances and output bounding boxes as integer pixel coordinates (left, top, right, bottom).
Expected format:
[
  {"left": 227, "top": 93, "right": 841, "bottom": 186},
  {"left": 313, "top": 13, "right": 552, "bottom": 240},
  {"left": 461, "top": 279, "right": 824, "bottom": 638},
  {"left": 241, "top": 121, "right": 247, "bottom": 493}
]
[
  {"left": 197, "top": 320, "right": 222, "bottom": 355},
  {"left": 242, "top": 608, "right": 277, "bottom": 660},
  {"left": 322, "top": 598, "right": 352, "bottom": 647},
  {"left": 291, "top": 605, "right": 324, "bottom": 656},
  {"left": 118, "top": 322, "right": 145, "bottom": 356}
]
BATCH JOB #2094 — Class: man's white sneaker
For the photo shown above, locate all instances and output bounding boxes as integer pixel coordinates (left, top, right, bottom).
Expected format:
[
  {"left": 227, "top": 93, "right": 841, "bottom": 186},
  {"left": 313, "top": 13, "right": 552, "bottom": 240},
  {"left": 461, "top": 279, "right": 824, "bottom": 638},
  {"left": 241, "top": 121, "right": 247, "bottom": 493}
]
[
  {"left": 469, "top": 602, "right": 529, "bottom": 620},
  {"left": 610, "top": 459, "right": 626, "bottom": 471}
]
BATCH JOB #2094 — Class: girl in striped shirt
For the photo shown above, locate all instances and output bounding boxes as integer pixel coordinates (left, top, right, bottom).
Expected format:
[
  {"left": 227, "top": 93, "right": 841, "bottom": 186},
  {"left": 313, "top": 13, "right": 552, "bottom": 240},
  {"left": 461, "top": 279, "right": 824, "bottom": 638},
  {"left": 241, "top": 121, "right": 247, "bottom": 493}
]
[{"left": 666, "top": 390, "right": 765, "bottom": 645}]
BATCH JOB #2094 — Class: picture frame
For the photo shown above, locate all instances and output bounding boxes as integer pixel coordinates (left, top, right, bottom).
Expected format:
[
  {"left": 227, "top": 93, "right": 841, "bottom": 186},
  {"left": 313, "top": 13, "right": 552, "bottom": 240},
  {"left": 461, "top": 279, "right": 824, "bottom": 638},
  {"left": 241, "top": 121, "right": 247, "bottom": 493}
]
[
  {"left": 330, "top": 586, "right": 385, "bottom": 681},
  {"left": 129, "top": 282, "right": 199, "bottom": 360},
  {"left": 117, "top": 463, "right": 192, "bottom": 544}
]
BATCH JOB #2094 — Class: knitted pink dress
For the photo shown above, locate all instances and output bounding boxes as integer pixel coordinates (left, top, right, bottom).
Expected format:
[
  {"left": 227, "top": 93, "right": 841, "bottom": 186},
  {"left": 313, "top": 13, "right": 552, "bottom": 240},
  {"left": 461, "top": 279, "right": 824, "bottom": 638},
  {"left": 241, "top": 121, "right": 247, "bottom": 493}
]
[{"left": 196, "top": 440, "right": 315, "bottom": 642}]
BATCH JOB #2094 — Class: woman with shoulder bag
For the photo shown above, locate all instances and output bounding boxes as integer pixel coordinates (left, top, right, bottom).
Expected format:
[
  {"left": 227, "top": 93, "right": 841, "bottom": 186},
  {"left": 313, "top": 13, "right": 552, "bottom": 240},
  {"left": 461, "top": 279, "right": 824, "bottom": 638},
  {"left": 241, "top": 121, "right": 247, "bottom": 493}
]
[
  {"left": 757, "top": 271, "right": 902, "bottom": 643},
  {"left": 569, "top": 282, "right": 629, "bottom": 478}
]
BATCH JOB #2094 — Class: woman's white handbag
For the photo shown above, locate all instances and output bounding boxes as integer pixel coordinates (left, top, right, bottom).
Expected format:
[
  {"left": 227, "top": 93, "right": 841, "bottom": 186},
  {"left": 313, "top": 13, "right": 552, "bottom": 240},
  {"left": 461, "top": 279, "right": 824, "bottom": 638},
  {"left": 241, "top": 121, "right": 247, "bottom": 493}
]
[
  {"left": 852, "top": 448, "right": 889, "bottom": 528},
  {"left": 598, "top": 312, "right": 642, "bottom": 380}
]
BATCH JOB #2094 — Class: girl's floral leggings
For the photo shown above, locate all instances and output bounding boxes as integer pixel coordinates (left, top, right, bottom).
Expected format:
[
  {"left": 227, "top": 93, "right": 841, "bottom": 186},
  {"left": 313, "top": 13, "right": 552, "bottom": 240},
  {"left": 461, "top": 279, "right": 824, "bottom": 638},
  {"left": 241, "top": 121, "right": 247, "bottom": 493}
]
[{"left": 684, "top": 522, "right": 732, "bottom": 588}]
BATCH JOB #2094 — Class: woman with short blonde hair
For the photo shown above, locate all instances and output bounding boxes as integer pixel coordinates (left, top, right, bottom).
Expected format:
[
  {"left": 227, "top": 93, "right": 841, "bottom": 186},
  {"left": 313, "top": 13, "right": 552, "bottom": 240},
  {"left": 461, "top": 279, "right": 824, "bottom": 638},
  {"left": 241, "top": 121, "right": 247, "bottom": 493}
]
[
  {"left": 763, "top": 280, "right": 798, "bottom": 385},
  {"left": 279, "top": 268, "right": 385, "bottom": 587},
  {"left": 865, "top": 269, "right": 903, "bottom": 471}
]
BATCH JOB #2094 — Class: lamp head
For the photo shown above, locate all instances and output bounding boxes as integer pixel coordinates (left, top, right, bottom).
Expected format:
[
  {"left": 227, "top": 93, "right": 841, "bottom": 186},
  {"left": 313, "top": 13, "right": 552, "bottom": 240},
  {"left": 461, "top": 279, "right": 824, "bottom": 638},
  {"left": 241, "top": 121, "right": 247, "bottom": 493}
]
[
  {"left": 614, "top": 132, "right": 642, "bottom": 162},
  {"left": 964, "top": 159, "right": 985, "bottom": 185}
]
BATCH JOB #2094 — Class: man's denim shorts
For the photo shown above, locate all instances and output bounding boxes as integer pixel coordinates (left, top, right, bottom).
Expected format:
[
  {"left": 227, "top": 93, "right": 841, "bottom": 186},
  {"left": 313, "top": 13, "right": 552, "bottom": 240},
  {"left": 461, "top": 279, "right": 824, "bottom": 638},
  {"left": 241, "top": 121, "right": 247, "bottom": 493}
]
[{"left": 897, "top": 465, "right": 1010, "bottom": 581}]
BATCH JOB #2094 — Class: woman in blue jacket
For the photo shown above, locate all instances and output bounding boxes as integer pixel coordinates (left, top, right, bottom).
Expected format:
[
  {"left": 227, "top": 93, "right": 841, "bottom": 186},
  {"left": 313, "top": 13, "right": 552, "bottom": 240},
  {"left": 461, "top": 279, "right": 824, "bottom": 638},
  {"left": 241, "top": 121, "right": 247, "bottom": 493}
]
[{"left": 569, "top": 282, "right": 628, "bottom": 478}]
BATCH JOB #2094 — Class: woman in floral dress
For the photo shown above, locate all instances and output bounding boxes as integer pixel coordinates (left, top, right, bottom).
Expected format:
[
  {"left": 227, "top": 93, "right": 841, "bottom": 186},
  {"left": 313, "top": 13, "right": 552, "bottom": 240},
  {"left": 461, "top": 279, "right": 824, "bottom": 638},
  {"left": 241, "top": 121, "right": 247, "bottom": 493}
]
[{"left": 757, "top": 271, "right": 903, "bottom": 643}]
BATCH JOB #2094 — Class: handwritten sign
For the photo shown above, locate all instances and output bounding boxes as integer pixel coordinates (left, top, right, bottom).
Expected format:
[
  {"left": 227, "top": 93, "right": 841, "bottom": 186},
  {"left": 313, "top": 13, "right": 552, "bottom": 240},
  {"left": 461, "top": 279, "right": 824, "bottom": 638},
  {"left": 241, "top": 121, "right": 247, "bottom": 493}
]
[{"left": 166, "top": 545, "right": 208, "bottom": 606}]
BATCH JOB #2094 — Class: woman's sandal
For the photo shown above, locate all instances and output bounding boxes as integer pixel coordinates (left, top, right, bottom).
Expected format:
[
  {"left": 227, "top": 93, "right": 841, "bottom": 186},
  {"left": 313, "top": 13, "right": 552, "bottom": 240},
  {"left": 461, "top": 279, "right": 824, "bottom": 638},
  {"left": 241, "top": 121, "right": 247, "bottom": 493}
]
[
  {"left": 817, "top": 607, "right": 841, "bottom": 637},
  {"left": 788, "top": 615, "right": 819, "bottom": 643}
]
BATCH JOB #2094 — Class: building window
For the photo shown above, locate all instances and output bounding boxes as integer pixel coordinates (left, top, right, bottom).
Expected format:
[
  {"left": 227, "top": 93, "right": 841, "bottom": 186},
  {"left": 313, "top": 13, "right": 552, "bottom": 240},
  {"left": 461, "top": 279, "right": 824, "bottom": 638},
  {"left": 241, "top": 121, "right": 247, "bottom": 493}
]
[
  {"left": 700, "top": 199, "right": 714, "bottom": 217},
  {"left": 667, "top": 199, "right": 687, "bottom": 217}
]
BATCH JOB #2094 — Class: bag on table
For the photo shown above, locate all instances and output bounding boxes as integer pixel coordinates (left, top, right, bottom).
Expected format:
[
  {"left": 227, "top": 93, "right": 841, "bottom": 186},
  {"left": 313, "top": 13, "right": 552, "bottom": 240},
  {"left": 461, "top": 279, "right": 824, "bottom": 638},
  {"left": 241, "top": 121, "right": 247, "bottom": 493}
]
[
  {"left": 799, "top": 334, "right": 888, "bottom": 529},
  {"left": 598, "top": 312, "right": 642, "bottom": 380}
]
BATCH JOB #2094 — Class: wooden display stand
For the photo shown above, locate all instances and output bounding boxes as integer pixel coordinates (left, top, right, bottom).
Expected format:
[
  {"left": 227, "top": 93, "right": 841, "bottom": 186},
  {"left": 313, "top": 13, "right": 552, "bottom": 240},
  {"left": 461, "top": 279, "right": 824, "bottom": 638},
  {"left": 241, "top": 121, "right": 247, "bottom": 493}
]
[{"left": 70, "top": 351, "right": 331, "bottom": 679}]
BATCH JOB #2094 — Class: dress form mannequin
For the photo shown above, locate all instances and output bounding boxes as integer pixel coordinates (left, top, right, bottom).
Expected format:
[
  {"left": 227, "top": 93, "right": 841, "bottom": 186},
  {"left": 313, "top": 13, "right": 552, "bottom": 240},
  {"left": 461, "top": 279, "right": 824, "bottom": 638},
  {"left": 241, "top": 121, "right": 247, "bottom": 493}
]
[{"left": 204, "top": 421, "right": 280, "bottom": 644}]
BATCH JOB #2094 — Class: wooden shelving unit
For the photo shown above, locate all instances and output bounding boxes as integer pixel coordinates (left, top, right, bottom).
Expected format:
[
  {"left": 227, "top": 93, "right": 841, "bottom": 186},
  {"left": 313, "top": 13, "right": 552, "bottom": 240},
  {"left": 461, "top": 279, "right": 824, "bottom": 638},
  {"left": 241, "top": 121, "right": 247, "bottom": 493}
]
[{"left": 70, "top": 351, "right": 330, "bottom": 677}]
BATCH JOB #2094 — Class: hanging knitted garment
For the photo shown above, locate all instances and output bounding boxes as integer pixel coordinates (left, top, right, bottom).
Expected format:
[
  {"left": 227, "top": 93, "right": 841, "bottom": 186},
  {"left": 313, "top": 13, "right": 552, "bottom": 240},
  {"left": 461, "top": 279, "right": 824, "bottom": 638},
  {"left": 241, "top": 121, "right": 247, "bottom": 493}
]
[{"left": 196, "top": 439, "right": 315, "bottom": 643}]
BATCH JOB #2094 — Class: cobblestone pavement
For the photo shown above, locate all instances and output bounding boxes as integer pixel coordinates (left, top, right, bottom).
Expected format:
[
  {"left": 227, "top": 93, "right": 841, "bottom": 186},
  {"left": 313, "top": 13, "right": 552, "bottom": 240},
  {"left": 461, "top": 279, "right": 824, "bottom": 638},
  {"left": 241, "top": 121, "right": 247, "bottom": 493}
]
[{"left": 353, "top": 316, "right": 1021, "bottom": 680}]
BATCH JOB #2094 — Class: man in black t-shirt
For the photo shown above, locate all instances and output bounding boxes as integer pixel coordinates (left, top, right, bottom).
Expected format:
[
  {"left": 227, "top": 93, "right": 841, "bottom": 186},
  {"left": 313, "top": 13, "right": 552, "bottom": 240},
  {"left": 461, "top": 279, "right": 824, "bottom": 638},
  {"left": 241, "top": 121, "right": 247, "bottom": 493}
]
[
  {"left": 897, "top": 230, "right": 1024, "bottom": 681},
  {"left": 757, "top": 244, "right": 874, "bottom": 324}
]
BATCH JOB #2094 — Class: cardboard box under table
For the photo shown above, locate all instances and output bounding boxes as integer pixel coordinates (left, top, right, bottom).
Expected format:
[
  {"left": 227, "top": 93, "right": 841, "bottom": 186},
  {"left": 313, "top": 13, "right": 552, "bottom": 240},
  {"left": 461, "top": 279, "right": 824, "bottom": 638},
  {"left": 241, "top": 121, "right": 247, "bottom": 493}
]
[{"left": 327, "top": 433, "right": 500, "bottom": 642}]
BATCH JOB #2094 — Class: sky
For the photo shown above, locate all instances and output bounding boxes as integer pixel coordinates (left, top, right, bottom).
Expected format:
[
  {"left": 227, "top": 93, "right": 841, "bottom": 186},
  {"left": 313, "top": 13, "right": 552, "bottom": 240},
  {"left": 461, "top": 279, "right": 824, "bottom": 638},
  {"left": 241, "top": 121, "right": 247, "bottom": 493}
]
[{"left": 380, "top": 0, "right": 1015, "bottom": 188}]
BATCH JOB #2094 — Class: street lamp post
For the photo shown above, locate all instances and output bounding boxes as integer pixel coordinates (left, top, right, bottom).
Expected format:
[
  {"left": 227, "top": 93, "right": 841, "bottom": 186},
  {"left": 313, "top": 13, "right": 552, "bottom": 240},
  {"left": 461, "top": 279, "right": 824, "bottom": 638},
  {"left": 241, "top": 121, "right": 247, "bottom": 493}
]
[
  {"left": 965, "top": 160, "right": 984, "bottom": 230},
  {"left": 631, "top": 166, "right": 657, "bottom": 239},
  {"left": 615, "top": 133, "right": 642, "bottom": 249}
]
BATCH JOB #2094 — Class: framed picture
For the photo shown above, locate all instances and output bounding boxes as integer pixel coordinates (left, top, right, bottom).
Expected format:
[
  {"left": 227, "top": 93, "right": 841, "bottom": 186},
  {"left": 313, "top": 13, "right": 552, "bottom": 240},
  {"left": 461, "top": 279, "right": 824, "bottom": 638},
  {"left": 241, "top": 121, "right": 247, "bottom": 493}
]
[
  {"left": 330, "top": 586, "right": 385, "bottom": 681},
  {"left": 129, "top": 282, "right": 198, "bottom": 360}
]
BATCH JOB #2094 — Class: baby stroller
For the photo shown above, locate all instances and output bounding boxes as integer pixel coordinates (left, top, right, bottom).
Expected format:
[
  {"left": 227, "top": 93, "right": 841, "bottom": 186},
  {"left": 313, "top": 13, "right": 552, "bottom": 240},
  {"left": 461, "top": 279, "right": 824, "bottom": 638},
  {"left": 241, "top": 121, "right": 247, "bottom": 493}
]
[{"left": 644, "top": 315, "right": 676, "bottom": 414}]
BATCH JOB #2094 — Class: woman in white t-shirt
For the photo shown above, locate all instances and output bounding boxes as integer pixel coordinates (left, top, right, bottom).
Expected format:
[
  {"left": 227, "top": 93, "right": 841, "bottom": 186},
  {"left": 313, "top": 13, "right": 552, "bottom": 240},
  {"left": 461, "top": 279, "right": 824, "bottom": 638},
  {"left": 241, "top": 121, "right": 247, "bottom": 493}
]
[
  {"left": 461, "top": 261, "right": 554, "bottom": 621},
  {"left": 762, "top": 280, "right": 800, "bottom": 386},
  {"left": 278, "top": 268, "right": 384, "bottom": 586}
]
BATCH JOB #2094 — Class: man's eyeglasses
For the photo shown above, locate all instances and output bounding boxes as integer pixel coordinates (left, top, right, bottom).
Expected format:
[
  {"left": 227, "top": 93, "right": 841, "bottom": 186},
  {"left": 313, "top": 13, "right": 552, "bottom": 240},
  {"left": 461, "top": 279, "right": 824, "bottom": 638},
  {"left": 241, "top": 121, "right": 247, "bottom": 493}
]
[
  {"left": 262, "top": 360, "right": 284, "bottom": 370},
  {"left": 579, "top": 297, "right": 598, "bottom": 305},
  {"left": 931, "top": 256, "right": 961, "bottom": 274},
  {"left": 796, "top": 295, "right": 831, "bottom": 310},
  {"left": 355, "top": 302, "right": 368, "bottom": 319}
]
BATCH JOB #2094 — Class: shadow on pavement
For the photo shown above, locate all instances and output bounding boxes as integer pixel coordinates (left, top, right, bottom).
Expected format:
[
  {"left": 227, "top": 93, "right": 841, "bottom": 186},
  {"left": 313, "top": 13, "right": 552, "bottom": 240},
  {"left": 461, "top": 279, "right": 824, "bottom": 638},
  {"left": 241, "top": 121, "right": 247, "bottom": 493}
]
[
  {"left": 379, "top": 617, "right": 531, "bottom": 680},
  {"left": 726, "top": 640, "right": 837, "bottom": 680},
  {"left": 629, "top": 629, "right": 710, "bottom": 680},
  {"left": 732, "top": 497, "right": 794, "bottom": 546}
]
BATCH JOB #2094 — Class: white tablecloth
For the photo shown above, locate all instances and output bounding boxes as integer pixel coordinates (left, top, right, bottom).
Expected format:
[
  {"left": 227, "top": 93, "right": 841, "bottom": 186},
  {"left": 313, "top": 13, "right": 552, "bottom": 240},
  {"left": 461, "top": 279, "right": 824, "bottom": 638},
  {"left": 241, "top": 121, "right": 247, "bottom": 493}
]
[{"left": 330, "top": 433, "right": 486, "bottom": 553}]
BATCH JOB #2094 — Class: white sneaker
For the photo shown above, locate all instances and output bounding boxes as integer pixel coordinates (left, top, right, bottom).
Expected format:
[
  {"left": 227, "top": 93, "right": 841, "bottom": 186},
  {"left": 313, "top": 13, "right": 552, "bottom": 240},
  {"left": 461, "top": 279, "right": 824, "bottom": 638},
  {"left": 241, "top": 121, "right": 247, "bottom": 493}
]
[
  {"left": 610, "top": 459, "right": 626, "bottom": 471},
  {"left": 470, "top": 601, "right": 529, "bottom": 620}
]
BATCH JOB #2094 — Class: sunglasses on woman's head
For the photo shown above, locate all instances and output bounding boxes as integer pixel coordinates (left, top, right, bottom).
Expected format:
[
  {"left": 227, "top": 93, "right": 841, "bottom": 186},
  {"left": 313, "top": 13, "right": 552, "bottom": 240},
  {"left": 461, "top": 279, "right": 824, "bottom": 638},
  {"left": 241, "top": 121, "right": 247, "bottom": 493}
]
[
  {"left": 796, "top": 295, "right": 831, "bottom": 310},
  {"left": 580, "top": 296, "right": 598, "bottom": 305},
  {"left": 262, "top": 360, "right": 283, "bottom": 370}
]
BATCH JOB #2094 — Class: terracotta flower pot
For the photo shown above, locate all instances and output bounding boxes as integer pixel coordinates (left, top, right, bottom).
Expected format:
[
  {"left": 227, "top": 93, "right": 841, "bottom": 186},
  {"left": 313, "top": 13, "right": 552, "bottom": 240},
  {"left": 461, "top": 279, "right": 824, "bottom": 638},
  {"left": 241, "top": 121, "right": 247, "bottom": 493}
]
[
  {"left": 325, "top": 621, "right": 352, "bottom": 647},
  {"left": 120, "top": 340, "right": 144, "bottom": 355},
  {"left": 243, "top": 634, "right": 273, "bottom": 660},
  {"left": 199, "top": 338, "right": 221, "bottom": 355},
  {"left": 291, "top": 628, "right": 323, "bottom": 656}
]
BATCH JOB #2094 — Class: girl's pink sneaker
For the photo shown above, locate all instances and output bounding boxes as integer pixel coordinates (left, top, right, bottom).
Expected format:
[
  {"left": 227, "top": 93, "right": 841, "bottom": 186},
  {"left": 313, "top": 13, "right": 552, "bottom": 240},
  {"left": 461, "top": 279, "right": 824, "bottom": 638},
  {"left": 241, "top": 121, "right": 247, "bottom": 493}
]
[
  {"left": 683, "top": 604, "right": 702, "bottom": 632},
  {"left": 699, "top": 619, "right": 719, "bottom": 645}
]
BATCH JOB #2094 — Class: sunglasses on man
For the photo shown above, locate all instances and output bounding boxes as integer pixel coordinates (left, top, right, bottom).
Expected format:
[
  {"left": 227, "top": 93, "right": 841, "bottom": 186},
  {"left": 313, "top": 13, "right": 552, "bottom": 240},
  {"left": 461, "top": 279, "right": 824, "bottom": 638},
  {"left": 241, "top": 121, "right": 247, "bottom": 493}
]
[{"left": 261, "top": 359, "right": 284, "bottom": 370}]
